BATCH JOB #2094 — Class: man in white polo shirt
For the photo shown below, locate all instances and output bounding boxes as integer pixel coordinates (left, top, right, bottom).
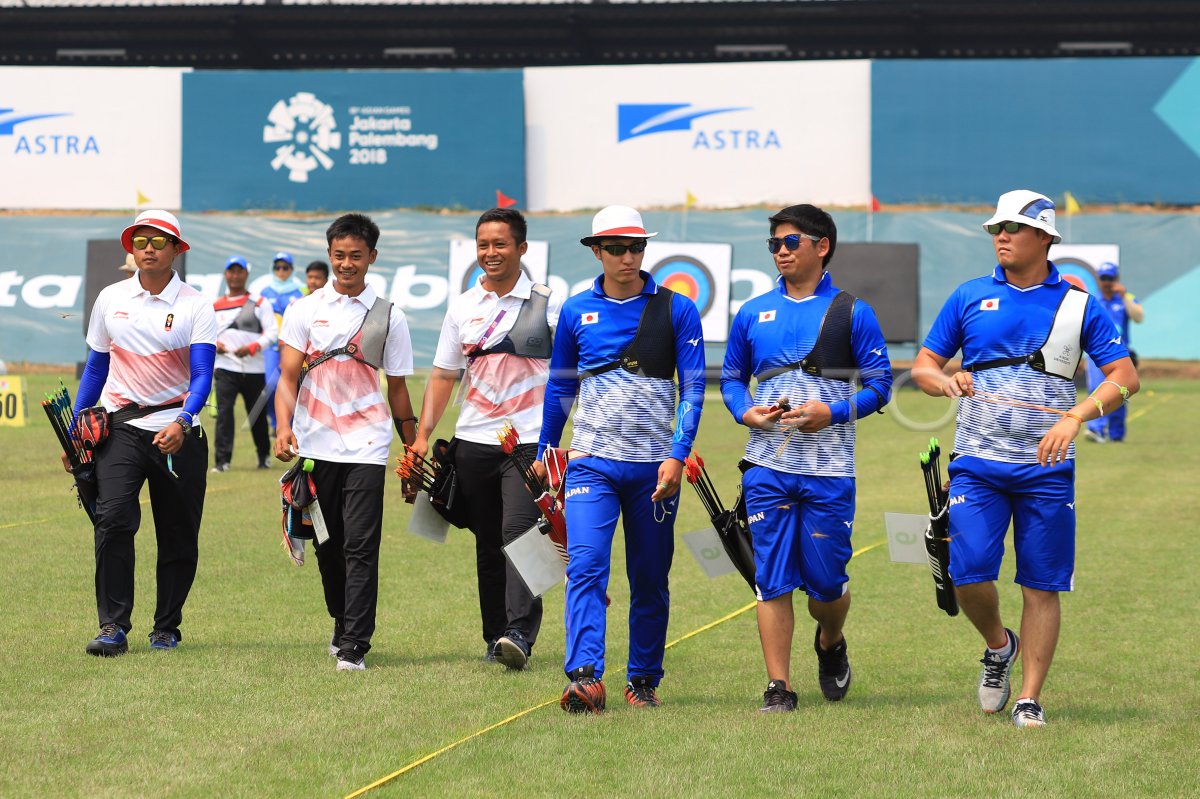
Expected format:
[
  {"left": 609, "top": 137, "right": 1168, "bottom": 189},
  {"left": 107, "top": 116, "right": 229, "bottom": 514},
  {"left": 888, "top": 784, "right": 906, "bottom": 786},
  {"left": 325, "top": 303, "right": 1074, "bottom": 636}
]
[
  {"left": 63, "top": 209, "right": 218, "bottom": 657},
  {"left": 414, "top": 208, "right": 562, "bottom": 670},
  {"left": 211, "top": 255, "right": 278, "bottom": 472},
  {"left": 275, "top": 213, "right": 417, "bottom": 671}
]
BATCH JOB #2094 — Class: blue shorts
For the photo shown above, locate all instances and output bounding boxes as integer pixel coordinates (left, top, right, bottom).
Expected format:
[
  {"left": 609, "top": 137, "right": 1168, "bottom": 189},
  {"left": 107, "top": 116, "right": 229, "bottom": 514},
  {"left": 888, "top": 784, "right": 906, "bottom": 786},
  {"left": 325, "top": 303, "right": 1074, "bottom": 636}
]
[
  {"left": 742, "top": 465, "right": 855, "bottom": 603},
  {"left": 947, "top": 455, "right": 1076, "bottom": 592}
]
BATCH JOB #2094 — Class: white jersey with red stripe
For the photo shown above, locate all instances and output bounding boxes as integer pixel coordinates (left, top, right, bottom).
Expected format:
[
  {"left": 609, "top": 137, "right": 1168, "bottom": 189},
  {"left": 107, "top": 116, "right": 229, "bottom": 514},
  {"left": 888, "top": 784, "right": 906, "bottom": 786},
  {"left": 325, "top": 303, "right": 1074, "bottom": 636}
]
[
  {"left": 85, "top": 271, "right": 218, "bottom": 432},
  {"left": 432, "top": 273, "right": 562, "bottom": 445},
  {"left": 213, "top": 292, "right": 278, "bottom": 374},
  {"left": 279, "top": 284, "right": 414, "bottom": 466}
]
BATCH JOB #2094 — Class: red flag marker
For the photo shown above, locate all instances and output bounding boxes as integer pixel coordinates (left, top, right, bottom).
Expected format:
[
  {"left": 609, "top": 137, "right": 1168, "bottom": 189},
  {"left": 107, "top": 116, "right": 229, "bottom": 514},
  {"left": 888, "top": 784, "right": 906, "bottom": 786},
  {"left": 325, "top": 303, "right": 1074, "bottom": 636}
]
[{"left": 496, "top": 189, "right": 518, "bottom": 209}]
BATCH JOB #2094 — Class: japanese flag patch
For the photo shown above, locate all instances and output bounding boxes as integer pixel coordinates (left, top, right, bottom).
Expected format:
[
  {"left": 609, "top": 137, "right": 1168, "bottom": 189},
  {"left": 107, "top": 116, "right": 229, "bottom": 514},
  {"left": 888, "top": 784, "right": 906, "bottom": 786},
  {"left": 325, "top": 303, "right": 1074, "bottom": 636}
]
[
  {"left": 980, "top": 298, "right": 1000, "bottom": 311},
  {"left": 758, "top": 310, "right": 777, "bottom": 323},
  {"left": 581, "top": 311, "right": 600, "bottom": 325}
]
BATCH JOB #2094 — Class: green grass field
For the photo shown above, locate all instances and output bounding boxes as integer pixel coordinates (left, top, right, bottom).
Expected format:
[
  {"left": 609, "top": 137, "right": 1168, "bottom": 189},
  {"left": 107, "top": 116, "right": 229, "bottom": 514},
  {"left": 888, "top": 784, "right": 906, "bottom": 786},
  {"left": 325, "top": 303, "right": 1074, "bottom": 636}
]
[{"left": 1, "top": 373, "right": 1197, "bottom": 798}]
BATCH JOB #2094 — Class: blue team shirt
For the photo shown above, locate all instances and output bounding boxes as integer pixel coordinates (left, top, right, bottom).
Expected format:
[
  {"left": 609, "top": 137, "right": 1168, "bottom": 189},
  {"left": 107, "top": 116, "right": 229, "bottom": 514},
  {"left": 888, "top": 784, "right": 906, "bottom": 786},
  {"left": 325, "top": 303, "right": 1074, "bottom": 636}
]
[
  {"left": 924, "top": 263, "right": 1129, "bottom": 464},
  {"left": 1099, "top": 292, "right": 1133, "bottom": 344},
  {"left": 261, "top": 283, "right": 305, "bottom": 316},
  {"left": 721, "top": 272, "right": 893, "bottom": 478},
  {"left": 539, "top": 271, "right": 706, "bottom": 463}
]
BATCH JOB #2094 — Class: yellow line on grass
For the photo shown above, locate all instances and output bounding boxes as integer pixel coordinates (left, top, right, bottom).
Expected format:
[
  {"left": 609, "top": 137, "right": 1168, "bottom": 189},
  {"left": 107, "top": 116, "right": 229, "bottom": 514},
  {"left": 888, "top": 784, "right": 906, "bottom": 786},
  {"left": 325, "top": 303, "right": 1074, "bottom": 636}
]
[
  {"left": 344, "top": 537, "right": 888, "bottom": 799},
  {"left": 1127, "top": 393, "right": 1169, "bottom": 422}
]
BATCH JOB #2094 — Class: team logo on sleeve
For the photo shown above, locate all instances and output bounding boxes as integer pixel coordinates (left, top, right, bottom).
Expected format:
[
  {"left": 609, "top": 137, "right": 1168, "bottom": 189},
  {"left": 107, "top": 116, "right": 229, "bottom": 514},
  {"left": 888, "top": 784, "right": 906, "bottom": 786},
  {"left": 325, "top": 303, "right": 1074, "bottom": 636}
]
[
  {"left": 164, "top": 313, "right": 175, "bottom": 331},
  {"left": 980, "top": 298, "right": 1000, "bottom": 311},
  {"left": 758, "top": 310, "right": 777, "bottom": 323},
  {"left": 581, "top": 311, "right": 600, "bottom": 325}
]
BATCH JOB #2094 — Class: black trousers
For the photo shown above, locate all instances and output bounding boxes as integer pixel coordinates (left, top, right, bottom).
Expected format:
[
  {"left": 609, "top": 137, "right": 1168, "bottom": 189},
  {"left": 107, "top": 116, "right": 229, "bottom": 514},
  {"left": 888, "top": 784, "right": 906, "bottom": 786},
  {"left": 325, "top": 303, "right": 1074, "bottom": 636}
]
[
  {"left": 93, "top": 422, "right": 207, "bottom": 639},
  {"left": 453, "top": 440, "right": 543, "bottom": 648},
  {"left": 213, "top": 368, "right": 270, "bottom": 466},
  {"left": 310, "top": 461, "right": 386, "bottom": 655}
]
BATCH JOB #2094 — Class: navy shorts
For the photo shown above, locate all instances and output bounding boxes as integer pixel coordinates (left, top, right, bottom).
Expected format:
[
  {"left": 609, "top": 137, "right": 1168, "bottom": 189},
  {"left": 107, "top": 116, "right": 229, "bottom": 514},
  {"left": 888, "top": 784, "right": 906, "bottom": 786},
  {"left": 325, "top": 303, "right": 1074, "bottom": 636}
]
[{"left": 947, "top": 455, "right": 1076, "bottom": 592}]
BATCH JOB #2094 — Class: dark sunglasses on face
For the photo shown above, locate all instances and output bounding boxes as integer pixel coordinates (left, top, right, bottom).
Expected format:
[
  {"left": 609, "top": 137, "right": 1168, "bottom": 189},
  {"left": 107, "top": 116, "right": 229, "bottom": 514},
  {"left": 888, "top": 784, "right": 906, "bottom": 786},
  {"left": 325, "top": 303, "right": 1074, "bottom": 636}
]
[
  {"left": 766, "top": 233, "right": 821, "bottom": 254},
  {"left": 130, "top": 235, "right": 175, "bottom": 251},
  {"left": 596, "top": 241, "right": 648, "bottom": 256},
  {"left": 273, "top": 264, "right": 292, "bottom": 272},
  {"left": 985, "top": 221, "right": 1024, "bottom": 235}
]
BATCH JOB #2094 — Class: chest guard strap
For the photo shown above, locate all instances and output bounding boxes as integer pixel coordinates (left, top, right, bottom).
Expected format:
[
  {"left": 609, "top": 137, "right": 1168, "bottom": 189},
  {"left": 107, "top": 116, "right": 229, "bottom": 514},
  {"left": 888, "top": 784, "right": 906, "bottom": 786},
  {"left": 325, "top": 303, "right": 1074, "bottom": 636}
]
[
  {"left": 754, "top": 291, "right": 858, "bottom": 384},
  {"left": 301, "top": 297, "right": 392, "bottom": 382},
  {"left": 477, "top": 284, "right": 553, "bottom": 360},
  {"left": 230, "top": 297, "right": 263, "bottom": 334},
  {"left": 965, "top": 286, "right": 1086, "bottom": 381},
  {"left": 580, "top": 287, "right": 677, "bottom": 381}
]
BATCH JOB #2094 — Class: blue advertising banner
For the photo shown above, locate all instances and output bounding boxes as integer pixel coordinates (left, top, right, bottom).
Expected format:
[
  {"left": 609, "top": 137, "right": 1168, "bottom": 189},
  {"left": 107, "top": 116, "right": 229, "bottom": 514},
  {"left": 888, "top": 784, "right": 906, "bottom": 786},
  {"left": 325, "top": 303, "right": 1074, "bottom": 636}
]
[
  {"left": 182, "top": 70, "right": 525, "bottom": 211},
  {"left": 872, "top": 57, "right": 1200, "bottom": 205}
]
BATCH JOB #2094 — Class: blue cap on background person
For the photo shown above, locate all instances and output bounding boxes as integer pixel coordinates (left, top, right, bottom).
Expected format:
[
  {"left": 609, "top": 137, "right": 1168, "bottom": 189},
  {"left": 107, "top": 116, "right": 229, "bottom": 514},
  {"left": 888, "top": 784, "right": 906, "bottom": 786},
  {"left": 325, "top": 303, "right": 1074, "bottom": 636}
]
[
  {"left": 1097, "top": 262, "right": 1120, "bottom": 279},
  {"left": 225, "top": 255, "right": 250, "bottom": 271},
  {"left": 272, "top": 251, "right": 294, "bottom": 266}
]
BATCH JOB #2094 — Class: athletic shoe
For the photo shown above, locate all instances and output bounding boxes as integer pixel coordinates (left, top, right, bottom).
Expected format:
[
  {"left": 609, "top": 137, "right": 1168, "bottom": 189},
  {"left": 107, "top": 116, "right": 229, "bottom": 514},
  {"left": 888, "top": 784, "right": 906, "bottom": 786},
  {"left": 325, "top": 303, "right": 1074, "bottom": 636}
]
[
  {"left": 814, "top": 626, "right": 852, "bottom": 701},
  {"left": 336, "top": 645, "right": 366, "bottom": 671},
  {"left": 148, "top": 630, "right": 178, "bottom": 650},
  {"left": 257, "top": 457, "right": 272, "bottom": 470},
  {"left": 560, "top": 665, "right": 606, "bottom": 714},
  {"left": 494, "top": 630, "right": 530, "bottom": 671},
  {"left": 978, "top": 628, "right": 1020, "bottom": 713},
  {"left": 85, "top": 623, "right": 128, "bottom": 657},
  {"left": 759, "top": 680, "right": 798, "bottom": 713},
  {"left": 483, "top": 643, "right": 499, "bottom": 664},
  {"left": 1083, "top": 430, "right": 1107, "bottom": 444},
  {"left": 329, "top": 621, "right": 344, "bottom": 657},
  {"left": 211, "top": 463, "right": 230, "bottom": 473},
  {"left": 1012, "top": 698, "right": 1046, "bottom": 728},
  {"left": 624, "top": 676, "right": 661, "bottom": 708}
]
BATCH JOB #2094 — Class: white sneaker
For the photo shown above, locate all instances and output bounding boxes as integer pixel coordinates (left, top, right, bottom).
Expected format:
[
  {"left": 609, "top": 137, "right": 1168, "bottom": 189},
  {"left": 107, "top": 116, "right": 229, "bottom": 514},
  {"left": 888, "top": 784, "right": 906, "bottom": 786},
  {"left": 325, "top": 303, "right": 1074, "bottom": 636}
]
[
  {"left": 1083, "top": 429, "right": 1107, "bottom": 444},
  {"left": 336, "top": 654, "right": 366, "bottom": 671},
  {"left": 1012, "top": 698, "right": 1046, "bottom": 728},
  {"left": 978, "top": 628, "right": 1020, "bottom": 713}
]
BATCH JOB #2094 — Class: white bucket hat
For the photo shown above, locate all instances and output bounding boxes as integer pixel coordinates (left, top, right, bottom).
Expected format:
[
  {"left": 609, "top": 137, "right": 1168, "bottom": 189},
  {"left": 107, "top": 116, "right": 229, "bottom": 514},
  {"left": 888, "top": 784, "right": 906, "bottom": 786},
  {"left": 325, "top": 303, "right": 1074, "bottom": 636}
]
[
  {"left": 982, "top": 190, "right": 1062, "bottom": 244},
  {"left": 121, "top": 209, "right": 190, "bottom": 253},
  {"left": 580, "top": 205, "right": 658, "bottom": 246}
]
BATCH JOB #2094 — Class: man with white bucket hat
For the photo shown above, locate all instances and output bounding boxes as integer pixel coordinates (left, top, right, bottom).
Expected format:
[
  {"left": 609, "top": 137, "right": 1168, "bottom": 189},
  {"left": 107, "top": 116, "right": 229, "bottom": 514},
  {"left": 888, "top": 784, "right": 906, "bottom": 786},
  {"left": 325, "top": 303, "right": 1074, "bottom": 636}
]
[
  {"left": 537, "top": 205, "right": 707, "bottom": 712},
  {"left": 913, "top": 190, "right": 1139, "bottom": 727}
]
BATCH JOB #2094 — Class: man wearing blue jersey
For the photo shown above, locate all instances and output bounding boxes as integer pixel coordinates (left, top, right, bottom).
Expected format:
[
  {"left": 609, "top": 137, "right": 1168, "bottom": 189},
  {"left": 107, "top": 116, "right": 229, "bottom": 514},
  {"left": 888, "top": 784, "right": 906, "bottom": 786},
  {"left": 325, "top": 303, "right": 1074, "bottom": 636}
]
[
  {"left": 1083, "top": 262, "right": 1144, "bottom": 443},
  {"left": 538, "top": 205, "right": 706, "bottom": 713},
  {"left": 913, "top": 190, "right": 1139, "bottom": 728},
  {"left": 722, "top": 204, "right": 892, "bottom": 712}
]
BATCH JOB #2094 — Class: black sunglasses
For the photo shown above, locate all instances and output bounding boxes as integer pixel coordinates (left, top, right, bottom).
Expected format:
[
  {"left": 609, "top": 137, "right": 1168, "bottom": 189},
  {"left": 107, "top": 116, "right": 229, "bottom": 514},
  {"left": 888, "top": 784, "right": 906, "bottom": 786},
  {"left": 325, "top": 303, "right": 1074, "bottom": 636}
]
[
  {"left": 985, "top": 221, "right": 1024, "bottom": 235},
  {"left": 273, "top": 264, "right": 292, "bottom": 271},
  {"left": 596, "top": 241, "right": 647, "bottom": 256},
  {"left": 766, "top": 233, "right": 821, "bottom": 254}
]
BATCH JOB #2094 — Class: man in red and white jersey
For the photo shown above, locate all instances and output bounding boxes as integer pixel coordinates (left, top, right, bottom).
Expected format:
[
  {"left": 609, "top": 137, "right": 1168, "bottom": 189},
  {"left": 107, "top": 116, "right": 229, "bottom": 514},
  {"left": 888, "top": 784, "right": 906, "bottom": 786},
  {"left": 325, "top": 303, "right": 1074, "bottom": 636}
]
[
  {"left": 275, "top": 213, "right": 417, "bottom": 672},
  {"left": 414, "top": 208, "right": 562, "bottom": 671},
  {"left": 63, "top": 209, "right": 218, "bottom": 657},
  {"left": 211, "top": 255, "right": 278, "bottom": 472}
]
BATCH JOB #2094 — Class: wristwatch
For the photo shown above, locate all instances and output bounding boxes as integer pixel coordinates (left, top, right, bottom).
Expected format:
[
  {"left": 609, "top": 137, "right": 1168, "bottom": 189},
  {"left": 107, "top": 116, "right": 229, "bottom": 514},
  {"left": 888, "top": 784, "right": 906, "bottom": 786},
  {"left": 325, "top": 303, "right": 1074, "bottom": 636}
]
[{"left": 174, "top": 414, "right": 194, "bottom": 435}]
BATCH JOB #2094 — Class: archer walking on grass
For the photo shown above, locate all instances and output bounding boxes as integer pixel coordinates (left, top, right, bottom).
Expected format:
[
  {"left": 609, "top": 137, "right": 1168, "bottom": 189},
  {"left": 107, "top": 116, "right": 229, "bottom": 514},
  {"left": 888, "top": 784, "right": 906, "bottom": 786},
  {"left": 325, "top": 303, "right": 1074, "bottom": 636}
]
[
  {"left": 721, "top": 204, "right": 892, "bottom": 712},
  {"left": 64, "top": 210, "right": 218, "bottom": 657},
  {"left": 912, "top": 190, "right": 1139, "bottom": 728}
]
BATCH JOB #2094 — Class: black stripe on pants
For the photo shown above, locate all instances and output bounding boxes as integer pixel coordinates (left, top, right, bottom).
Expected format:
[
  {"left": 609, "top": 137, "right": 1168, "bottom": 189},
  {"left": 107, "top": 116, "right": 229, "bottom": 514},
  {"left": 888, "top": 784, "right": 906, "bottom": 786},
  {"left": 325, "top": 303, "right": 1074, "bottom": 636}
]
[
  {"left": 213, "top": 368, "right": 270, "bottom": 465},
  {"left": 93, "top": 422, "right": 207, "bottom": 639},
  {"left": 310, "top": 461, "right": 386, "bottom": 655},
  {"left": 453, "top": 440, "right": 543, "bottom": 648}
]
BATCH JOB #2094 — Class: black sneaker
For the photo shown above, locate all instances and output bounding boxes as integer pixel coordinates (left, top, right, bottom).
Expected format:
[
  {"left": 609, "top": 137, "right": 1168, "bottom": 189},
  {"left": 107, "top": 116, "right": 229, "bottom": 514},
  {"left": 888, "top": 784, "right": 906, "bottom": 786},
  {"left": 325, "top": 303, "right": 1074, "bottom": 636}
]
[
  {"left": 814, "top": 626, "right": 852, "bottom": 701},
  {"left": 483, "top": 642, "right": 499, "bottom": 664},
  {"left": 336, "top": 644, "right": 366, "bottom": 671},
  {"left": 85, "top": 623, "right": 128, "bottom": 657},
  {"left": 759, "top": 680, "right": 798, "bottom": 713},
  {"left": 495, "top": 630, "right": 531, "bottom": 671},
  {"left": 624, "top": 675, "right": 661, "bottom": 708},
  {"left": 560, "top": 665, "right": 606, "bottom": 714},
  {"left": 257, "top": 457, "right": 272, "bottom": 470},
  {"left": 148, "top": 630, "right": 178, "bottom": 650}
]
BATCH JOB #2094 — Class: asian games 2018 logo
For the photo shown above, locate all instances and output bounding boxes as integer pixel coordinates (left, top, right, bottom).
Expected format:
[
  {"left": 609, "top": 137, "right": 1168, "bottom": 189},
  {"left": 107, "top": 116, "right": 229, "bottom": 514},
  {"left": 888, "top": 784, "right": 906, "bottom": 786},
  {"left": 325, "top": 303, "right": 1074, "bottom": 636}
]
[{"left": 263, "top": 92, "right": 342, "bottom": 183}]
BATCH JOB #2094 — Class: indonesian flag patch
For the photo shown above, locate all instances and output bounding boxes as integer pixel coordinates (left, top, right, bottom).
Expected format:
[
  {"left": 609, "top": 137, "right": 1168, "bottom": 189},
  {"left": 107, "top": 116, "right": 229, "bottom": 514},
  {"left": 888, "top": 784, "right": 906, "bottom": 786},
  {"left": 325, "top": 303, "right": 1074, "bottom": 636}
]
[
  {"left": 758, "top": 309, "right": 777, "bottom": 323},
  {"left": 980, "top": 298, "right": 1000, "bottom": 311},
  {"left": 581, "top": 311, "right": 599, "bottom": 325}
]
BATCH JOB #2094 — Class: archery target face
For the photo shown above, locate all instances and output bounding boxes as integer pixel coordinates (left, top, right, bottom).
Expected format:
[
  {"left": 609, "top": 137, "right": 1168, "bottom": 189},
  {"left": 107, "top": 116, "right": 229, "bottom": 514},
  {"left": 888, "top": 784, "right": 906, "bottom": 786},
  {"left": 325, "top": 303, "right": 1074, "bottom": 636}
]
[
  {"left": 447, "top": 239, "right": 550, "bottom": 302},
  {"left": 644, "top": 241, "right": 732, "bottom": 342},
  {"left": 1047, "top": 243, "right": 1119, "bottom": 297}
]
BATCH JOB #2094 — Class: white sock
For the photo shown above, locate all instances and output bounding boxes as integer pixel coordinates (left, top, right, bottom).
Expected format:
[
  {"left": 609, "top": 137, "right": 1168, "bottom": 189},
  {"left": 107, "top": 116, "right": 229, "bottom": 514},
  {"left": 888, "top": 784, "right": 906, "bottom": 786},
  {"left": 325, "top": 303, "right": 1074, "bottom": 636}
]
[{"left": 987, "top": 630, "right": 1013, "bottom": 658}]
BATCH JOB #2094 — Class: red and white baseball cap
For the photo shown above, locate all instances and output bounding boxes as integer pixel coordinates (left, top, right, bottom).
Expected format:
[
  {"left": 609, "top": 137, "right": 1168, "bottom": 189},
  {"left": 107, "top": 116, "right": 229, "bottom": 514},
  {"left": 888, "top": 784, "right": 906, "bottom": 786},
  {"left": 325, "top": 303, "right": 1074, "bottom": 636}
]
[
  {"left": 580, "top": 205, "right": 657, "bottom": 246},
  {"left": 120, "top": 209, "right": 190, "bottom": 254}
]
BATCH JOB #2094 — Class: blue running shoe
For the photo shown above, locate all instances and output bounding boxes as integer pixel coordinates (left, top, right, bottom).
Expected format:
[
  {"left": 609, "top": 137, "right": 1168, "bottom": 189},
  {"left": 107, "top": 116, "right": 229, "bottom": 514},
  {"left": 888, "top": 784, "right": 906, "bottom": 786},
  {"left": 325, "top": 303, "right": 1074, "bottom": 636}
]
[
  {"left": 85, "top": 623, "right": 128, "bottom": 657},
  {"left": 148, "top": 630, "right": 179, "bottom": 650}
]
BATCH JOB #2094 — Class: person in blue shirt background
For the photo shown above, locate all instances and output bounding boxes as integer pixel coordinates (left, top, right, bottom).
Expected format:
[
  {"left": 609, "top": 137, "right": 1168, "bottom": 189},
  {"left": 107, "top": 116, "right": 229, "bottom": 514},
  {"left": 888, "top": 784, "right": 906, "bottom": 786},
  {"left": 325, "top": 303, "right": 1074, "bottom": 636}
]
[
  {"left": 538, "top": 205, "right": 706, "bottom": 714},
  {"left": 259, "top": 251, "right": 305, "bottom": 433},
  {"left": 913, "top": 190, "right": 1139, "bottom": 728},
  {"left": 722, "top": 204, "right": 893, "bottom": 713},
  {"left": 1083, "top": 261, "right": 1144, "bottom": 443}
]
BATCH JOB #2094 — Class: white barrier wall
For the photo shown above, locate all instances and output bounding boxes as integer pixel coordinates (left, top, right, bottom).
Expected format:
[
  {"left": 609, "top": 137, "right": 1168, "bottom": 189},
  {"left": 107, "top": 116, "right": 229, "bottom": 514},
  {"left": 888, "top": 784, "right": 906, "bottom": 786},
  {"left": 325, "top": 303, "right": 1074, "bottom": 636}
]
[
  {"left": 0, "top": 68, "right": 185, "bottom": 209},
  {"left": 524, "top": 61, "right": 872, "bottom": 211}
]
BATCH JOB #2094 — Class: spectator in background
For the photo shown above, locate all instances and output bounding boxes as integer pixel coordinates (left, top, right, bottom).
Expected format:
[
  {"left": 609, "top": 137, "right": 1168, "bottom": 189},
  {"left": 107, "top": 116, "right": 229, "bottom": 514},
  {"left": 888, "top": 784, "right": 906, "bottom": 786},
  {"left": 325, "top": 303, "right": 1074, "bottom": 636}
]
[
  {"left": 211, "top": 256, "right": 278, "bottom": 472},
  {"left": 306, "top": 260, "right": 330, "bottom": 293},
  {"left": 1084, "top": 262, "right": 1144, "bottom": 443},
  {"left": 260, "top": 252, "right": 304, "bottom": 434}
]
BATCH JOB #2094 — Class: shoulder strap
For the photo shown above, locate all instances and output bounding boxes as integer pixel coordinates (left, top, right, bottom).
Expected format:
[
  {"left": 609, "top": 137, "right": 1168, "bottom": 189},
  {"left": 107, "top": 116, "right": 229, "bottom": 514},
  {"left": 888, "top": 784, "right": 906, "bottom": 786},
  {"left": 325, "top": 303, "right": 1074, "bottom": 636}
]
[
  {"left": 478, "top": 284, "right": 553, "bottom": 359},
  {"left": 965, "top": 285, "right": 1086, "bottom": 380},
  {"left": 300, "top": 296, "right": 392, "bottom": 383},
  {"left": 580, "top": 287, "right": 676, "bottom": 381},
  {"left": 231, "top": 297, "right": 262, "bottom": 333},
  {"left": 754, "top": 291, "right": 857, "bottom": 383}
]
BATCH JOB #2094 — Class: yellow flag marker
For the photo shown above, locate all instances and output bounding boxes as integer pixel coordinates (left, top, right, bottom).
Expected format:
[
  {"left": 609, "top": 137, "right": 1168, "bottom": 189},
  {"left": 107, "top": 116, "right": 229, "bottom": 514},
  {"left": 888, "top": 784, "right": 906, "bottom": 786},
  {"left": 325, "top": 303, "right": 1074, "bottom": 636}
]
[
  {"left": 136, "top": 190, "right": 151, "bottom": 207},
  {"left": 685, "top": 190, "right": 697, "bottom": 209},
  {"left": 1063, "top": 191, "right": 1081, "bottom": 215}
]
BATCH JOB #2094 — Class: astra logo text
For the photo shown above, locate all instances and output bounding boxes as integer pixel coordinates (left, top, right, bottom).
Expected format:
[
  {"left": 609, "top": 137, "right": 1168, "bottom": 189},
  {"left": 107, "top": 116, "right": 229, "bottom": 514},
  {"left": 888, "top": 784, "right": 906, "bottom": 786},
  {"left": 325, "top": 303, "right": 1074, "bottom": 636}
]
[
  {"left": 617, "top": 104, "right": 780, "bottom": 150},
  {"left": 1, "top": 107, "right": 98, "bottom": 156}
]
